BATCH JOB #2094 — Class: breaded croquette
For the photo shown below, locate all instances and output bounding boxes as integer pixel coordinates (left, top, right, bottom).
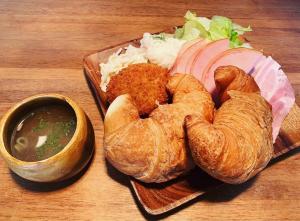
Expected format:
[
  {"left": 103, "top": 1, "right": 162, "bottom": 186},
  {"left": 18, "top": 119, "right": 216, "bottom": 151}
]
[{"left": 106, "top": 63, "right": 169, "bottom": 116}]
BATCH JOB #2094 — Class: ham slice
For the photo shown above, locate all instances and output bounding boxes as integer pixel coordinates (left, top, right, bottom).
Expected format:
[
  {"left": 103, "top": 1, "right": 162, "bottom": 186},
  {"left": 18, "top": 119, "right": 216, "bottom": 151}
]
[
  {"left": 169, "top": 38, "right": 208, "bottom": 75},
  {"left": 169, "top": 39, "right": 199, "bottom": 74},
  {"left": 204, "top": 48, "right": 295, "bottom": 142},
  {"left": 252, "top": 58, "right": 295, "bottom": 141},
  {"left": 190, "top": 39, "right": 230, "bottom": 83},
  {"left": 204, "top": 48, "right": 264, "bottom": 94}
]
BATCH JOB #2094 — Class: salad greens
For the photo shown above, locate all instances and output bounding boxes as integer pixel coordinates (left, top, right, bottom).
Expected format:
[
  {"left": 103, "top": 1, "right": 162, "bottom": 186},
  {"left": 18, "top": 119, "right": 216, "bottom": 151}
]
[{"left": 175, "top": 11, "right": 252, "bottom": 48}]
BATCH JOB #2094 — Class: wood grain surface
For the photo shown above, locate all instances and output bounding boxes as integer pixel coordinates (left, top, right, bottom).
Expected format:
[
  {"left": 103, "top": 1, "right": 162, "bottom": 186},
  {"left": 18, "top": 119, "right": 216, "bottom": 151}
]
[{"left": 0, "top": 0, "right": 299, "bottom": 220}]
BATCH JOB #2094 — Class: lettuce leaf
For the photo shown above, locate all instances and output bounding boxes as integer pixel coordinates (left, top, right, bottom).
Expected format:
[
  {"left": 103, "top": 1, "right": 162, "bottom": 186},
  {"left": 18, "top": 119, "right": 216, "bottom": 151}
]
[
  {"left": 175, "top": 11, "right": 252, "bottom": 48},
  {"left": 233, "top": 23, "right": 252, "bottom": 35},
  {"left": 175, "top": 11, "right": 209, "bottom": 40},
  {"left": 209, "top": 16, "right": 233, "bottom": 40},
  {"left": 198, "top": 17, "right": 211, "bottom": 31}
]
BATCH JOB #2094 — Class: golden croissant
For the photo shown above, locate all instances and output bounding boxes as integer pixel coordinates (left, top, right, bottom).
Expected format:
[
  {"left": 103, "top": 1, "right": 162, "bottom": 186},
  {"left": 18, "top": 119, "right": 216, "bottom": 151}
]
[
  {"left": 214, "top": 65, "right": 260, "bottom": 103},
  {"left": 185, "top": 66, "right": 273, "bottom": 184},
  {"left": 104, "top": 74, "right": 215, "bottom": 183}
]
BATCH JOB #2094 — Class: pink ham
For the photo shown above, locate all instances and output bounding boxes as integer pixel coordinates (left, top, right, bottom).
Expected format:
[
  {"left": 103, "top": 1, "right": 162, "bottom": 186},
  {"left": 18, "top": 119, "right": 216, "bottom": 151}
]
[
  {"left": 252, "top": 58, "right": 295, "bottom": 141},
  {"left": 169, "top": 38, "right": 208, "bottom": 75},
  {"left": 204, "top": 47, "right": 295, "bottom": 142},
  {"left": 169, "top": 39, "right": 199, "bottom": 74},
  {"left": 189, "top": 39, "right": 230, "bottom": 82},
  {"left": 204, "top": 48, "right": 264, "bottom": 94}
]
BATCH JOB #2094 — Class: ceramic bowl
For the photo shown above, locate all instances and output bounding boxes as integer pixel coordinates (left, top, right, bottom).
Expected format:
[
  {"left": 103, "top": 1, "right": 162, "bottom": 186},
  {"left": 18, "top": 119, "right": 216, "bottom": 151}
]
[{"left": 0, "top": 94, "right": 94, "bottom": 182}]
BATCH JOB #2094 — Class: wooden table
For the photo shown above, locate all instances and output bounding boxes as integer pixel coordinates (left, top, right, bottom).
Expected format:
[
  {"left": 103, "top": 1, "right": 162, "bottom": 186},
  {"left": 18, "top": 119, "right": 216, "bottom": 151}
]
[{"left": 0, "top": 0, "right": 299, "bottom": 220}]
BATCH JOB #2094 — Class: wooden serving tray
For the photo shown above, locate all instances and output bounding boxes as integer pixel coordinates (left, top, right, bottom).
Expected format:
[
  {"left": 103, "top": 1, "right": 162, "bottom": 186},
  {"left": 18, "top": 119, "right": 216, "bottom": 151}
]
[{"left": 83, "top": 36, "right": 300, "bottom": 215}]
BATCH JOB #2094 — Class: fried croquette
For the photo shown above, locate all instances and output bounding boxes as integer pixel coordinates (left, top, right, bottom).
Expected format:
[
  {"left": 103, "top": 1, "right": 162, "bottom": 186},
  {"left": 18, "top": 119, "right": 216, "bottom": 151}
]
[{"left": 106, "top": 63, "right": 169, "bottom": 116}]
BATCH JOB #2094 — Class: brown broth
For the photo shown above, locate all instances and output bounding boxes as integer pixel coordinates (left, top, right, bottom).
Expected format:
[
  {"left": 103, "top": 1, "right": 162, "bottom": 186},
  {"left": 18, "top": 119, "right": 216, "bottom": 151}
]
[{"left": 10, "top": 104, "right": 76, "bottom": 162}]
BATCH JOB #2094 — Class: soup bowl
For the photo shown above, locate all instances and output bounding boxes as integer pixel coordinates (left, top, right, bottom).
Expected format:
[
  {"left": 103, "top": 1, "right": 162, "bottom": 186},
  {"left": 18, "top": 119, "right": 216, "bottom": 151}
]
[{"left": 0, "top": 94, "right": 93, "bottom": 182}]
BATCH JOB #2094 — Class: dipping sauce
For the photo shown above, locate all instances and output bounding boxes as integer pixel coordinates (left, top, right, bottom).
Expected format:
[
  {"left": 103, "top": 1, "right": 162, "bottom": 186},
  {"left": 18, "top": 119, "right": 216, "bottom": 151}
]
[{"left": 10, "top": 104, "right": 76, "bottom": 162}]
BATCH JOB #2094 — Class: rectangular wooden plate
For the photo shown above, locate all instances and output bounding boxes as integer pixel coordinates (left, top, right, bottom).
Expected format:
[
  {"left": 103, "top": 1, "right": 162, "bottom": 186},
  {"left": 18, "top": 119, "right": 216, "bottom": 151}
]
[{"left": 83, "top": 35, "right": 300, "bottom": 215}]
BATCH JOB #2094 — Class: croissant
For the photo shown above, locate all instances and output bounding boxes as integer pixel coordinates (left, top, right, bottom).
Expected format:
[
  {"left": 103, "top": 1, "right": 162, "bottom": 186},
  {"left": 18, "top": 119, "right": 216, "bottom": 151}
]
[
  {"left": 104, "top": 74, "right": 215, "bottom": 183},
  {"left": 185, "top": 66, "right": 273, "bottom": 184},
  {"left": 214, "top": 65, "right": 260, "bottom": 102}
]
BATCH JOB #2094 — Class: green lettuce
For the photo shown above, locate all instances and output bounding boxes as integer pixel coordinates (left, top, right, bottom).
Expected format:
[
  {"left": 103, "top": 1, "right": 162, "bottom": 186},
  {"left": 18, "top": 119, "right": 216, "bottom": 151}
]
[
  {"left": 175, "top": 11, "right": 252, "bottom": 48},
  {"left": 209, "top": 16, "right": 233, "bottom": 40},
  {"left": 175, "top": 11, "right": 209, "bottom": 40}
]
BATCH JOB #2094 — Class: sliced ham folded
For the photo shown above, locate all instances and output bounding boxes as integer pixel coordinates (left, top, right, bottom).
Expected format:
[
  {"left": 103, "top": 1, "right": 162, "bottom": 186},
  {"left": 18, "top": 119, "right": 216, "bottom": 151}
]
[
  {"left": 191, "top": 39, "right": 230, "bottom": 83},
  {"left": 170, "top": 39, "right": 294, "bottom": 142},
  {"left": 203, "top": 48, "right": 264, "bottom": 94},
  {"left": 169, "top": 39, "right": 230, "bottom": 79},
  {"left": 169, "top": 39, "right": 208, "bottom": 75}
]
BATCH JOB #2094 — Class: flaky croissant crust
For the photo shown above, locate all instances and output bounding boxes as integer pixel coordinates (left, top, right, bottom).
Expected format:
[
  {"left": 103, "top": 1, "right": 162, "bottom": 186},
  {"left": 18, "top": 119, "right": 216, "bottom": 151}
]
[
  {"left": 185, "top": 66, "right": 273, "bottom": 184},
  {"left": 104, "top": 74, "right": 215, "bottom": 183}
]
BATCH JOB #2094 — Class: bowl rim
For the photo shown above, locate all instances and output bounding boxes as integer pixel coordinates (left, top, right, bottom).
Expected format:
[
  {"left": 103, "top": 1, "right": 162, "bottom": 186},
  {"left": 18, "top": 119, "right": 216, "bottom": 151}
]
[{"left": 0, "top": 93, "right": 85, "bottom": 166}]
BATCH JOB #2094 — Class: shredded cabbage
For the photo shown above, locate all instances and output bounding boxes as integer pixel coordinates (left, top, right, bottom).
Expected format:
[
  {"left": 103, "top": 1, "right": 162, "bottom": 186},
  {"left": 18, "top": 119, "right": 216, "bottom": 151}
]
[
  {"left": 141, "top": 33, "right": 186, "bottom": 69},
  {"left": 100, "top": 33, "right": 185, "bottom": 91},
  {"left": 100, "top": 45, "right": 147, "bottom": 91},
  {"left": 176, "top": 11, "right": 252, "bottom": 48}
]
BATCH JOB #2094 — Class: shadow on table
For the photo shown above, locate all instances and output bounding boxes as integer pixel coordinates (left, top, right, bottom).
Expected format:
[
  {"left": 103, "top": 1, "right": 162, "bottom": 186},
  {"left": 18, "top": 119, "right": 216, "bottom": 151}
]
[
  {"left": 133, "top": 147, "right": 300, "bottom": 220},
  {"left": 268, "top": 147, "right": 300, "bottom": 167},
  {"left": 130, "top": 175, "right": 256, "bottom": 220},
  {"left": 10, "top": 118, "right": 96, "bottom": 192},
  {"left": 105, "top": 159, "right": 130, "bottom": 187}
]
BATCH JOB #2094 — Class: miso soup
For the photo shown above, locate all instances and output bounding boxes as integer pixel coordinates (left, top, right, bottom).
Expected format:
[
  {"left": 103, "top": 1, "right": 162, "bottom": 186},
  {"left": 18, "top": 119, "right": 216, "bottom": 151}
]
[{"left": 10, "top": 104, "right": 76, "bottom": 162}]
